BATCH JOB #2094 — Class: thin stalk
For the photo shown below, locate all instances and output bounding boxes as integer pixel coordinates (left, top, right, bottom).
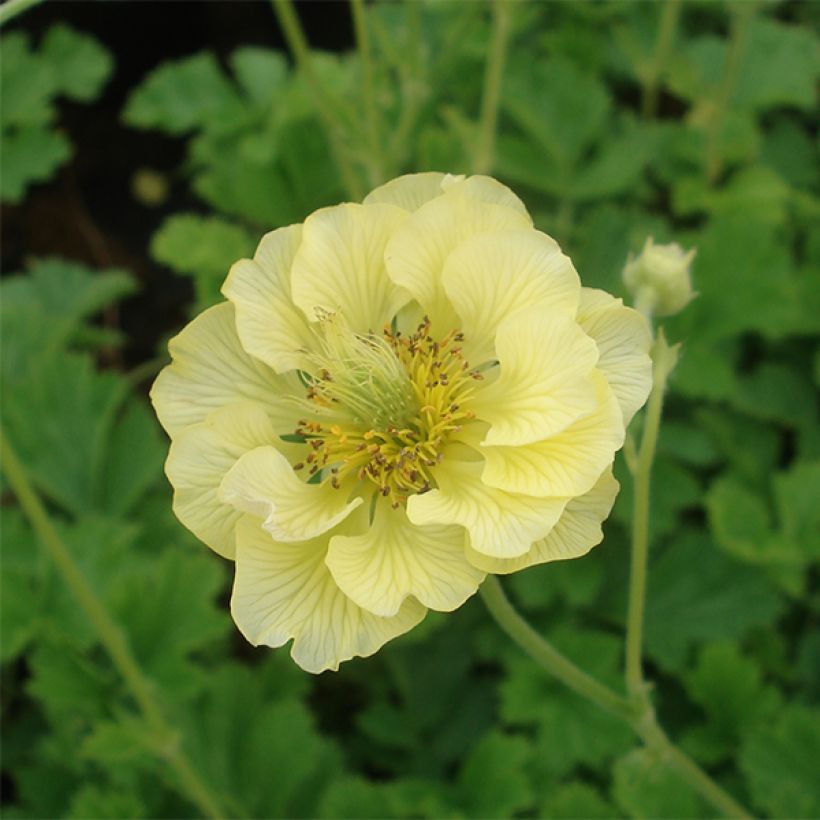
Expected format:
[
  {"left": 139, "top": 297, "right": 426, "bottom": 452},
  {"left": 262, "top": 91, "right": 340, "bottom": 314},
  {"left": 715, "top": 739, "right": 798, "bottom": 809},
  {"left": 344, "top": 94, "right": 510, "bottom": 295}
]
[
  {"left": 480, "top": 577, "right": 636, "bottom": 718},
  {"left": 482, "top": 575, "right": 750, "bottom": 818},
  {"left": 625, "top": 330, "right": 676, "bottom": 699},
  {"left": 271, "top": 0, "right": 364, "bottom": 200},
  {"left": 0, "top": 0, "right": 44, "bottom": 27},
  {"left": 705, "top": 5, "right": 752, "bottom": 184},
  {"left": 473, "top": 0, "right": 512, "bottom": 175},
  {"left": 350, "top": 0, "right": 384, "bottom": 186},
  {"left": 641, "top": 0, "right": 682, "bottom": 119},
  {"left": 0, "top": 428, "right": 226, "bottom": 820}
]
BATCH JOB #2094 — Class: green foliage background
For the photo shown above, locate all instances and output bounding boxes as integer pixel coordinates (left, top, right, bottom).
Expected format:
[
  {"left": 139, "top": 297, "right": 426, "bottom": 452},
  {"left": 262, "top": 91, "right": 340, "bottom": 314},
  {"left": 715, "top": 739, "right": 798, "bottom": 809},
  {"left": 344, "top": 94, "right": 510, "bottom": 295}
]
[{"left": 2, "top": 2, "right": 819, "bottom": 818}]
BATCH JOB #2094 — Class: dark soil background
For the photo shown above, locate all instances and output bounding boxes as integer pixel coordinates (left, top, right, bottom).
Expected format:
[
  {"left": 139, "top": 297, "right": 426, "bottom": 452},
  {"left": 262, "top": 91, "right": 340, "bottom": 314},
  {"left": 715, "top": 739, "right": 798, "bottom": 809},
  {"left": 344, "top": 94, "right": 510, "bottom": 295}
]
[{"left": 2, "top": 0, "right": 354, "bottom": 369}]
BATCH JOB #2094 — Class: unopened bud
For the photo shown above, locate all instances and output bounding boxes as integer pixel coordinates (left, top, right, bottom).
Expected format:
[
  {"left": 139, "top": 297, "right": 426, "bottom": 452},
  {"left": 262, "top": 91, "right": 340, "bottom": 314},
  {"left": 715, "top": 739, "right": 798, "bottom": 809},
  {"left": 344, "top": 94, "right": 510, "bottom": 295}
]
[{"left": 623, "top": 237, "right": 696, "bottom": 317}]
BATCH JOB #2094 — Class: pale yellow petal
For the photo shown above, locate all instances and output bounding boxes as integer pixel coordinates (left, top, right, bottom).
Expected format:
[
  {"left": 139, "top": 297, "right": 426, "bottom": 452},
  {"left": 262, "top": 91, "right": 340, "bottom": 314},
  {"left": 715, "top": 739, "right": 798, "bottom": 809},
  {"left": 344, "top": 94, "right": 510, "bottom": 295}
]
[
  {"left": 219, "top": 446, "right": 362, "bottom": 542},
  {"left": 290, "top": 202, "right": 410, "bottom": 333},
  {"left": 471, "top": 305, "right": 599, "bottom": 446},
  {"left": 384, "top": 191, "right": 532, "bottom": 333},
  {"left": 442, "top": 229, "right": 581, "bottom": 363},
  {"left": 232, "top": 516, "right": 426, "bottom": 673},
  {"left": 326, "top": 499, "right": 484, "bottom": 617},
  {"left": 443, "top": 174, "right": 531, "bottom": 218},
  {"left": 165, "top": 402, "right": 280, "bottom": 559},
  {"left": 480, "top": 371, "right": 624, "bottom": 497},
  {"left": 577, "top": 288, "right": 653, "bottom": 426},
  {"left": 363, "top": 172, "right": 447, "bottom": 212},
  {"left": 150, "top": 303, "right": 297, "bottom": 438},
  {"left": 221, "top": 225, "right": 315, "bottom": 373},
  {"left": 466, "top": 469, "right": 620, "bottom": 573},
  {"left": 406, "top": 459, "right": 568, "bottom": 559}
]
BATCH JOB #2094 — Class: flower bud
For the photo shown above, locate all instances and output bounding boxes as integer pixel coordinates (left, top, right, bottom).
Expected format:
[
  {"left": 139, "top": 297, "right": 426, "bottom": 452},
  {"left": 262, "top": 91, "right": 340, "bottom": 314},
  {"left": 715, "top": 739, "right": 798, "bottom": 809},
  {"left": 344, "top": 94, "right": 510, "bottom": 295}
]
[{"left": 623, "top": 237, "right": 696, "bottom": 317}]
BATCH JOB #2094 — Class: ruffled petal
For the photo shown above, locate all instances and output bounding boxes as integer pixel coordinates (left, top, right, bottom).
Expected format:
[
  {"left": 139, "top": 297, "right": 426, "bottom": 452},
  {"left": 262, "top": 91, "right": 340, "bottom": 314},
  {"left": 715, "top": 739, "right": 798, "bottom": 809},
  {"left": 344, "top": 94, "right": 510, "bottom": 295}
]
[
  {"left": 150, "top": 302, "right": 297, "bottom": 438},
  {"left": 480, "top": 371, "right": 624, "bottom": 497},
  {"left": 165, "top": 402, "right": 280, "bottom": 559},
  {"left": 577, "top": 288, "right": 653, "bottom": 426},
  {"left": 326, "top": 499, "right": 484, "bottom": 617},
  {"left": 384, "top": 191, "right": 532, "bottom": 333},
  {"left": 232, "top": 515, "right": 426, "bottom": 673},
  {"left": 466, "top": 469, "right": 620, "bottom": 573},
  {"left": 442, "top": 229, "right": 581, "bottom": 363},
  {"left": 363, "top": 172, "right": 447, "bottom": 212},
  {"left": 443, "top": 174, "right": 531, "bottom": 218},
  {"left": 221, "top": 225, "right": 315, "bottom": 373},
  {"left": 406, "top": 459, "right": 568, "bottom": 559},
  {"left": 471, "top": 305, "right": 599, "bottom": 446},
  {"left": 290, "top": 202, "right": 410, "bottom": 334},
  {"left": 219, "top": 445, "right": 362, "bottom": 542}
]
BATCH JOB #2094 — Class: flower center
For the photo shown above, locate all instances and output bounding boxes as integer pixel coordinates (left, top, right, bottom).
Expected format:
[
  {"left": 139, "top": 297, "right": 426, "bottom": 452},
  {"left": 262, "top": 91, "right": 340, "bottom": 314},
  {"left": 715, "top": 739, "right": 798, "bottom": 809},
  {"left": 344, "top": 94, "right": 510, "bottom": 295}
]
[{"left": 293, "top": 315, "right": 482, "bottom": 508}]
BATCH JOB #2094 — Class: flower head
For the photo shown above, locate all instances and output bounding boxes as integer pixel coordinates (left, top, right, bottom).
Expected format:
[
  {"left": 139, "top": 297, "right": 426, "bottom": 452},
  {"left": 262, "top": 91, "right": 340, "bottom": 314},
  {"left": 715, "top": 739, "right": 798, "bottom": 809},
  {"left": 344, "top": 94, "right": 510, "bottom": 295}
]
[
  {"left": 152, "top": 173, "right": 652, "bottom": 673},
  {"left": 623, "top": 237, "right": 697, "bottom": 317}
]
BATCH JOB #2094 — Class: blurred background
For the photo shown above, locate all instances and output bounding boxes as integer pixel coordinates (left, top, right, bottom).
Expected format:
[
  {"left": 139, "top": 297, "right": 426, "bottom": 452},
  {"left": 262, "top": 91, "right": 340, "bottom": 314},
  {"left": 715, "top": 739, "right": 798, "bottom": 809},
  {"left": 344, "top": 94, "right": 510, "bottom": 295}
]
[{"left": 1, "top": 2, "right": 818, "bottom": 817}]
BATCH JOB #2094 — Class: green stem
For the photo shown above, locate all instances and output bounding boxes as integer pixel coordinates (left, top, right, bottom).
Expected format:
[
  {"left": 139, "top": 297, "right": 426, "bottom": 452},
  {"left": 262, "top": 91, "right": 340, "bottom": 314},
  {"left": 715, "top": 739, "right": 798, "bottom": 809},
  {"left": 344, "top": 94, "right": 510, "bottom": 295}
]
[
  {"left": 0, "top": 0, "right": 44, "bottom": 27},
  {"left": 0, "top": 428, "right": 226, "bottom": 820},
  {"left": 473, "top": 0, "right": 512, "bottom": 175},
  {"left": 481, "top": 576, "right": 750, "bottom": 819},
  {"left": 625, "top": 329, "right": 677, "bottom": 699},
  {"left": 350, "top": 0, "right": 384, "bottom": 186},
  {"left": 705, "top": 4, "right": 753, "bottom": 184},
  {"left": 641, "top": 0, "right": 682, "bottom": 119},
  {"left": 480, "top": 577, "right": 635, "bottom": 718},
  {"left": 271, "top": 0, "right": 364, "bottom": 200}
]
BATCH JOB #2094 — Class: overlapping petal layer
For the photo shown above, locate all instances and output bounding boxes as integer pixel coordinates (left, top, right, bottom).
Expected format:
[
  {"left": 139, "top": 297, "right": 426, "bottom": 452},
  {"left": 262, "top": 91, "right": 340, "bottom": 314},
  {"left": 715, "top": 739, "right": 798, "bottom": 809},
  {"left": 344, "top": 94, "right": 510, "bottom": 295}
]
[{"left": 232, "top": 515, "right": 426, "bottom": 673}]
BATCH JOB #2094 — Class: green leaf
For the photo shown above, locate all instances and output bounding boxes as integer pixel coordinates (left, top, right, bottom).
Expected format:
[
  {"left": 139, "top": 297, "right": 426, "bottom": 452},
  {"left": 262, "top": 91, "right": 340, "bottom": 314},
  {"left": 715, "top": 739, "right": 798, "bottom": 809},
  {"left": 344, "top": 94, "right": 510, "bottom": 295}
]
[
  {"left": 0, "top": 258, "right": 135, "bottom": 376},
  {"left": 229, "top": 47, "right": 288, "bottom": 108},
  {"left": 668, "top": 18, "right": 820, "bottom": 112},
  {"left": 123, "top": 53, "right": 245, "bottom": 134},
  {"left": 683, "top": 643, "right": 782, "bottom": 763},
  {"left": 111, "top": 548, "right": 229, "bottom": 697},
  {"left": 729, "top": 362, "right": 817, "bottom": 427},
  {"left": 0, "top": 32, "right": 58, "bottom": 128},
  {"left": 150, "top": 213, "right": 255, "bottom": 311},
  {"left": 0, "top": 126, "right": 70, "bottom": 203},
  {"left": 1, "top": 350, "right": 163, "bottom": 518},
  {"left": 739, "top": 704, "right": 820, "bottom": 818},
  {"left": 455, "top": 732, "right": 533, "bottom": 817},
  {"left": 508, "top": 547, "right": 605, "bottom": 610},
  {"left": 671, "top": 215, "right": 802, "bottom": 342},
  {"left": 542, "top": 782, "right": 619, "bottom": 819},
  {"left": 180, "top": 665, "right": 341, "bottom": 817},
  {"left": 643, "top": 532, "right": 784, "bottom": 671},
  {"left": 503, "top": 58, "right": 610, "bottom": 168},
  {"left": 40, "top": 24, "right": 113, "bottom": 103},
  {"left": 67, "top": 785, "right": 145, "bottom": 820},
  {"left": 0, "top": 509, "right": 44, "bottom": 662},
  {"left": 612, "top": 748, "right": 705, "bottom": 819},
  {"left": 571, "top": 128, "right": 649, "bottom": 202}
]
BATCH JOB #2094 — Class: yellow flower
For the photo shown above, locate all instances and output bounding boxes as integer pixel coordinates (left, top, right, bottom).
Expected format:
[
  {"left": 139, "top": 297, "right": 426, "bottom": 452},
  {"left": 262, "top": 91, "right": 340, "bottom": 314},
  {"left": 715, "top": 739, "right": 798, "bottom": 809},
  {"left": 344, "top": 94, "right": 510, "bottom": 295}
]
[{"left": 152, "top": 173, "right": 652, "bottom": 673}]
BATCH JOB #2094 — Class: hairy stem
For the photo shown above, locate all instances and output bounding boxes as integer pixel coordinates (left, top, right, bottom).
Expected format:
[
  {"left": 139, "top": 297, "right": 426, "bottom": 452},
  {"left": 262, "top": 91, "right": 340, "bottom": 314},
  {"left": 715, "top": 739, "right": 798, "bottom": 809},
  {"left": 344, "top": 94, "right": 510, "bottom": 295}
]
[
  {"left": 480, "top": 576, "right": 635, "bottom": 718},
  {"left": 625, "top": 330, "right": 677, "bottom": 698},
  {"left": 473, "top": 0, "right": 512, "bottom": 175},
  {"left": 351, "top": 0, "right": 384, "bottom": 186},
  {"left": 271, "top": 0, "right": 364, "bottom": 199},
  {"left": 482, "top": 576, "right": 750, "bottom": 818},
  {"left": 641, "top": 0, "right": 682, "bottom": 119},
  {"left": 0, "top": 428, "right": 226, "bottom": 820}
]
